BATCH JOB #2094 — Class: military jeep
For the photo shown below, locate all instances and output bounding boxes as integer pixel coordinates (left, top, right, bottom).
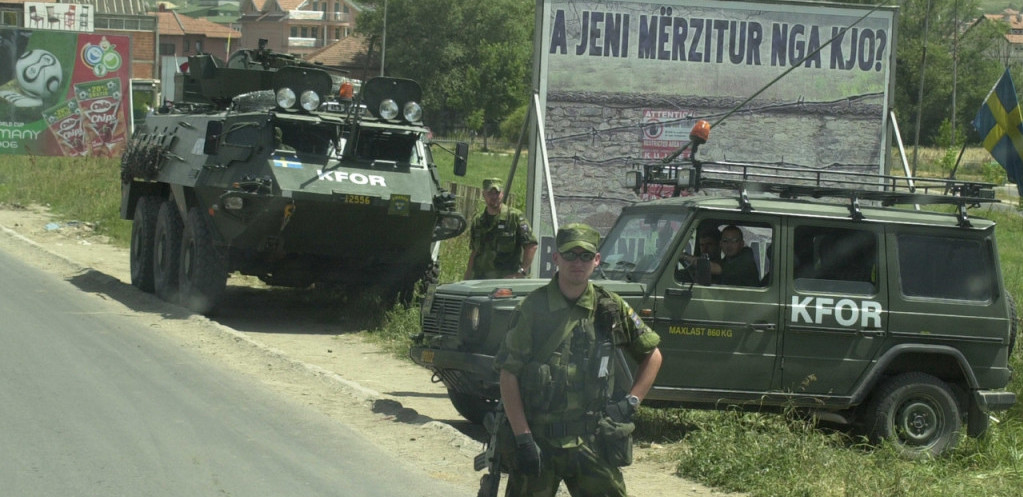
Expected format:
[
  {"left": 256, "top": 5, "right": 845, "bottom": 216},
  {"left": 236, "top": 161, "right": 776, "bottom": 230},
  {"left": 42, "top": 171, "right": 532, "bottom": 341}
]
[{"left": 411, "top": 154, "right": 1017, "bottom": 458}]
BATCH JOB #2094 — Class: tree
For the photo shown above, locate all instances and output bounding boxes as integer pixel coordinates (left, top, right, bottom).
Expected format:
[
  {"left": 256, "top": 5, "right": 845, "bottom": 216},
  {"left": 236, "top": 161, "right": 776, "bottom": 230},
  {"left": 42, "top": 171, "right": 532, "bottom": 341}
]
[
  {"left": 355, "top": 0, "right": 533, "bottom": 139},
  {"left": 892, "top": 0, "right": 1003, "bottom": 146},
  {"left": 836, "top": 0, "right": 1003, "bottom": 147}
]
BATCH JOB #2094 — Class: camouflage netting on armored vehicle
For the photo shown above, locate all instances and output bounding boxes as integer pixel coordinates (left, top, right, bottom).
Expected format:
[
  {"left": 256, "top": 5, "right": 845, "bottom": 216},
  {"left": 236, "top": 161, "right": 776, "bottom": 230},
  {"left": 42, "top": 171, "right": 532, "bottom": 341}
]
[{"left": 120, "top": 40, "right": 468, "bottom": 314}]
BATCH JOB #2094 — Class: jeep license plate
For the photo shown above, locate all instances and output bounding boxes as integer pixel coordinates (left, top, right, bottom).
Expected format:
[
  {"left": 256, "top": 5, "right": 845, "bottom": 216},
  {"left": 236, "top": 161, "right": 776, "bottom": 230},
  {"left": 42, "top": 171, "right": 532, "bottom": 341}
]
[{"left": 421, "top": 350, "right": 435, "bottom": 363}]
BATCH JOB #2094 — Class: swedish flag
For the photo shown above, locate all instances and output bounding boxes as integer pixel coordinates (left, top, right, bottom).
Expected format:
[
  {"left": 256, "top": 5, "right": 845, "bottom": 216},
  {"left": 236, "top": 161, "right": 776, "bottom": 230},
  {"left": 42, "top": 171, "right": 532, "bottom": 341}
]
[{"left": 973, "top": 68, "right": 1023, "bottom": 196}]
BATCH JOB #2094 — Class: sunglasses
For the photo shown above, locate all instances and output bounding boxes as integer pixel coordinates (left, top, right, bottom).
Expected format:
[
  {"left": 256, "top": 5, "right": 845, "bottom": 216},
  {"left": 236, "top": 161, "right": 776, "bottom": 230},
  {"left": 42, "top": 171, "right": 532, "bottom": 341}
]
[{"left": 560, "top": 251, "right": 596, "bottom": 262}]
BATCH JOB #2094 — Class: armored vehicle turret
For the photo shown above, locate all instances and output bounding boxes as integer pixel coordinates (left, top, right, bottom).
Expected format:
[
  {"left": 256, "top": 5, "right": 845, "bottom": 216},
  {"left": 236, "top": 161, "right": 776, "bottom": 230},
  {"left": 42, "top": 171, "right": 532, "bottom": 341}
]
[{"left": 119, "top": 40, "right": 468, "bottom": 314}]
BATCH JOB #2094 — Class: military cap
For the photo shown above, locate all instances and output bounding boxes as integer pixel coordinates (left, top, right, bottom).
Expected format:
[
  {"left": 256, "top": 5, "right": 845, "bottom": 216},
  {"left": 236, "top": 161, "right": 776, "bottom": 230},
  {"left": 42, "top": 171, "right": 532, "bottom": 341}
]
[
  {"left": 556, "top": 223, "right": 599, "bottom": 253},
  {"left": 482, "top": 178, "right": 503, "bottom": 192}
]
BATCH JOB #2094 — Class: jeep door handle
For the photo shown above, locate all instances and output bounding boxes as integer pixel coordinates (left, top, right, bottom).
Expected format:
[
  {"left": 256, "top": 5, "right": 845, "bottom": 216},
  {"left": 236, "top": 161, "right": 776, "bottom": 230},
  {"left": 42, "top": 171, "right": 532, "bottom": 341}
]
[
  {"left": 751, "top": 323, "right": 776, "bottom": 332},
  {"left": 860, "top": 328, "right": 885, "bottom": 337}
]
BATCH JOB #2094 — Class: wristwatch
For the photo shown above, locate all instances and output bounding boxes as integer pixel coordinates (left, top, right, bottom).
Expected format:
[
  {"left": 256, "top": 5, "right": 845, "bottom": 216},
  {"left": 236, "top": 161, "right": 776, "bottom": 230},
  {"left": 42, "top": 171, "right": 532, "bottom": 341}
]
[
  {"left": 626, "top": 394, "right": 641, "bottom": 409},
  {"left": 517, "top": 266, "right": 527, "bottom": 276}
]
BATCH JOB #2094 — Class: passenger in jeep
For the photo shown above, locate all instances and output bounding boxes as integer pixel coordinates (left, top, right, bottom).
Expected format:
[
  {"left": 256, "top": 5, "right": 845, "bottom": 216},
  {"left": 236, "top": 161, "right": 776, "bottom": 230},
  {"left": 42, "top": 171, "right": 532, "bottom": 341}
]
[
  {"left": 714, "top": 225, "right": 760, "bottom": 286},
  {"left": 697, "top": 226, "right": 722, "bottom": 262}
]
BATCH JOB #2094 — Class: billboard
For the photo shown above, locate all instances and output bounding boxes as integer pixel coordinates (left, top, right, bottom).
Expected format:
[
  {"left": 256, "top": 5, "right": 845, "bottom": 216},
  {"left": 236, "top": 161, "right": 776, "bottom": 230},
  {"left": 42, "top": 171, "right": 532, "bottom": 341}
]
[
  {"left": 528, "top": 0, "right": 897, "bottom": 274},
  {"left": 24, "top": 3, "right": 95, "bottom": 32},
  {"left": 0, "top": 29, "right": 132, "bottom": 157}
]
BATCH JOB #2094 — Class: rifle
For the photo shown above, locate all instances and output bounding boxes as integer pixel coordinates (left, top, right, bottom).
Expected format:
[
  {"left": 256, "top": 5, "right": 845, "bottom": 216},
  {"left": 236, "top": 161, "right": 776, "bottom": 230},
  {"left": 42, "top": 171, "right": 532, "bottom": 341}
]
[{"left": 474, "top": 405, "right": 506, "bottom": 497}]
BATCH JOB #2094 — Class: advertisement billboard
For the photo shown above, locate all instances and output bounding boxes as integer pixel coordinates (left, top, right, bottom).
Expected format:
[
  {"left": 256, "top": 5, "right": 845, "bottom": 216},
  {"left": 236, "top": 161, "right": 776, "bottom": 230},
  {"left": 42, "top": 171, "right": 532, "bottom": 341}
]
[
  {"left": 528, "top": 0, "right": 897, "bottom": 274},
  {"left": 0, "top": 28, "right": 132, "bottom": 157},
  {"left": 24, "top": 3, "right": 94, "bottom": 32}
]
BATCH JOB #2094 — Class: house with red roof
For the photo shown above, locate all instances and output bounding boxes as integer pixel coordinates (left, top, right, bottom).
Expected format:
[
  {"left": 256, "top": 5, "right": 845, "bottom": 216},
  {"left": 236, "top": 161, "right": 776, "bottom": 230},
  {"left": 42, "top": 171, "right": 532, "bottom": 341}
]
[
  {"left": 237, "top": 0, "right": 361, "bottom": 57},
  {"left": 153, "top": 5, "right": 241, "bottom": 62}
]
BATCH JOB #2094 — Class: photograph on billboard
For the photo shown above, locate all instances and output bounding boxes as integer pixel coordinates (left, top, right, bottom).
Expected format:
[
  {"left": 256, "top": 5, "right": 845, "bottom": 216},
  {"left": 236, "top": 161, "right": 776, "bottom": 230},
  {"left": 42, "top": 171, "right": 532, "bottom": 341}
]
[
  {"left": 23, "top": 3, "right": 95, "bottom": 32},
  {"left": 530, "top": 0, "right": 896, "bottom": 273},
  {"left": 0, "top": 28, "right": 132, "bottom": 157}
]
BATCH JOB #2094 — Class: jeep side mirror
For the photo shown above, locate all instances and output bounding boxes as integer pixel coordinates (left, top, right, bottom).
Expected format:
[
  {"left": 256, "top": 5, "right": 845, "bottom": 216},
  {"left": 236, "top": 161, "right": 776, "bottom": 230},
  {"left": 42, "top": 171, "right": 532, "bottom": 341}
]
[
  {"left": 453, "top": 142, "right": 468, "bottom": 177},
  {"left": 203, "top": 121, "right": 223, "bottom": 155},
  {"left": 695, "top": 258, "right": 712, "bottom": 286}
]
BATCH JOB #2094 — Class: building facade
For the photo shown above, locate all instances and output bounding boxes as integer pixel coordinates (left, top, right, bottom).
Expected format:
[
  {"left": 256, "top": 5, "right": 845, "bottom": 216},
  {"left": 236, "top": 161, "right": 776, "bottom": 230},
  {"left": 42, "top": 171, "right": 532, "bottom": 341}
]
[{"left": 237, "top": 0, "right": 361, "bottom": 56}]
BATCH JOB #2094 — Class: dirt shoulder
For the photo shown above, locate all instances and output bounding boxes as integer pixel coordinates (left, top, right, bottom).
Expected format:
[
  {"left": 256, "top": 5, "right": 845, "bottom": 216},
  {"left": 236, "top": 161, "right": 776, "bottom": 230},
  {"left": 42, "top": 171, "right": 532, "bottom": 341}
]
[{"left": 0, "top": 203, "right": 738, "bottom": 497}]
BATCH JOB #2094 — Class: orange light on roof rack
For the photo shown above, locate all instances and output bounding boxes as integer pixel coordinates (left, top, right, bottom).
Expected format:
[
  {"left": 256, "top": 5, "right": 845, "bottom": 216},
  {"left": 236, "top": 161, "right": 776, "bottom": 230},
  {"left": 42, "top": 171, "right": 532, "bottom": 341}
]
[
  {"left": 690, "top": 120, "right": 710, "bottom": 144},
  {"left": 339, "top": 81, "right": 353, "bottom": 100}
]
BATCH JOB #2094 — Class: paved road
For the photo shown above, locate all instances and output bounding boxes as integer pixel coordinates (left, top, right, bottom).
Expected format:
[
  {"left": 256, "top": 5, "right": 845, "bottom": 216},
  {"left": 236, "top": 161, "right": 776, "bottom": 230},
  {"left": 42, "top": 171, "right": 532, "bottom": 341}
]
[{"left": 0, "top": 247, "right": 464, "bottom": 497}]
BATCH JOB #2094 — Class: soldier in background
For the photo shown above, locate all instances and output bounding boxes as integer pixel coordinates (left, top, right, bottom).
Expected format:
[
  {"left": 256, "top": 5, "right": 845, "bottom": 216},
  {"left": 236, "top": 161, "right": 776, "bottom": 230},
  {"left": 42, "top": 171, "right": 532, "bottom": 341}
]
[
  {"left": 494, "top": 223, "right": 662, "bottom": 496},
  {"left": 464, "top": 178, "right": 538, "bottom": 279}
]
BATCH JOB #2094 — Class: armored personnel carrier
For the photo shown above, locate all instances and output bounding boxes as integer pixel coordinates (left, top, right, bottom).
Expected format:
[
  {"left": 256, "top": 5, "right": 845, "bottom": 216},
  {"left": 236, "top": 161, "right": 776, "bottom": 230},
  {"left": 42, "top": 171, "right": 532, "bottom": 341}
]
[{"left": 120, "top": 40, "right": 468, "bottom": 314}]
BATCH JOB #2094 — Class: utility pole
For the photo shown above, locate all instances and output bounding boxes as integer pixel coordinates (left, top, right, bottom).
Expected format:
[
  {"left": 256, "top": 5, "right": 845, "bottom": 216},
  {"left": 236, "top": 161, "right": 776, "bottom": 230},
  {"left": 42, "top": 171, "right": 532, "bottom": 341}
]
[
  {"left": 380, "top": 0, "right": 386, "bottom": 76},
  {"left": 951, "top": 0, "right": 959, "bottom": 143},
  {"left": 912, "top": 0, "right": 933, "bottom": 177}
]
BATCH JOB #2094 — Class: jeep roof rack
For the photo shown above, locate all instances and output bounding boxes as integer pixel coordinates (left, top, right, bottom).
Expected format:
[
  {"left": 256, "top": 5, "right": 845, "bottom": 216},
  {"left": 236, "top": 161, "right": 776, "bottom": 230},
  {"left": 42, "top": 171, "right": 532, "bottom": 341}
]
[{"left": 628, "top": 159, "right": 999, "bottom": 228}]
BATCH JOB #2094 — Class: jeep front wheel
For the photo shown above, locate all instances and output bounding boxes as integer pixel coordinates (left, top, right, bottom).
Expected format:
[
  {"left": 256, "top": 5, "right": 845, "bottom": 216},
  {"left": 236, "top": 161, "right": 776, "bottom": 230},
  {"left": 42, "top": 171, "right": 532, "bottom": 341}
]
[
  {"left": 862, "top": 372, "right": 961, "bottom": 459},
  {"left": 448, "top": 390, "right": 498, "bottom": 425}
]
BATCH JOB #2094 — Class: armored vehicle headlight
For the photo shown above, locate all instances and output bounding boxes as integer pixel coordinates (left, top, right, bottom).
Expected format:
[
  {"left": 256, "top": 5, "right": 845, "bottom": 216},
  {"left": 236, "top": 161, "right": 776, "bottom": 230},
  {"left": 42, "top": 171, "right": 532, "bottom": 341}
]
[
  {"left": 379, "top": 99, "right": 399, "bottom": 120},
  {"left": 300, "top": 90, "right": 321, "bottom": 111},
  {"left": 223, "top": 197, "right": 244, "bottom": 210},
  {"left": 276, "top": 87, "right": 297, "bottom": 109},
  {"left": 403, "top": 101, "right": 423, "bottom": 123}
]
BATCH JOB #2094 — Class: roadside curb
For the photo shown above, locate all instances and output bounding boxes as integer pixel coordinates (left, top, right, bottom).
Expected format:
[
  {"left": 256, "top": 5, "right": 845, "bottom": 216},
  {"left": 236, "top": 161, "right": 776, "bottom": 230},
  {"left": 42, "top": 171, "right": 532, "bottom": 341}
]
[{"left": 0, "top": 222, "right": 484, "bottom": 457}]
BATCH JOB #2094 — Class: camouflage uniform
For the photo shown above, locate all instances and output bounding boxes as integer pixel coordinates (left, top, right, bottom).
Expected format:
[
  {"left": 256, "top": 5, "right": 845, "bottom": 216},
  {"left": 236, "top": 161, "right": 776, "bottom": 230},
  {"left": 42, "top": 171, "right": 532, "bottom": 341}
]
[
  {"left": 467, "top": 203, "right": 536, "bottom": 279},
  {"left": 495, "top": 276, "right": 661, "bottom": 497}
]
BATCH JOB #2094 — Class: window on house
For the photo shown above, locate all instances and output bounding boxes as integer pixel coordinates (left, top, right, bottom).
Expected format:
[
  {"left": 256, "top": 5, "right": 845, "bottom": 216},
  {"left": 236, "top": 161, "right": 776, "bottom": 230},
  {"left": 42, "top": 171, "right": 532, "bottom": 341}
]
[
  {"left": 311, "top": 27, "right": 318, "bottom": 39},
  {"left": 335, "top": 28, "right": 341, "bottom": 39},
  {"left": 343, "top": 4, "right": 349, "bottom": 13},
  {"left": 159, "top": 43, "right": 176, "bottom": 56},
  {"left": 301, "top": 27, "right": 308, "bottom": 37},
  {"left": 312, "top": 2, "right": 318, "bottom": 11},
  {"left": 291, "top": 27, "right": 298, "bottom": 37}
]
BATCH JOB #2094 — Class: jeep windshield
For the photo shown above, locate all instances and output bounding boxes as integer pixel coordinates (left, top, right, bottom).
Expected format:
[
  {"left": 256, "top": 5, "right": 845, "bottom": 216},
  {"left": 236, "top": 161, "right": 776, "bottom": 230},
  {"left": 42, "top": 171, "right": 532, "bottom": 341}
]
[{"left": 596, "top": 210, "right": 688, "bottom": 281}]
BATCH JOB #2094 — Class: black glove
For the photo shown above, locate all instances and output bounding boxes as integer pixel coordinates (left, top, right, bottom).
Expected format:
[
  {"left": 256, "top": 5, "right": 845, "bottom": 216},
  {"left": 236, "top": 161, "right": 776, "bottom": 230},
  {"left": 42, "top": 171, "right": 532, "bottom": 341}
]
[
  {"left": 514, "top": 432, "right": 542, "bottom": 476},
  {"left": 606, "top": 396, "right": 636, "bottom": 423}
]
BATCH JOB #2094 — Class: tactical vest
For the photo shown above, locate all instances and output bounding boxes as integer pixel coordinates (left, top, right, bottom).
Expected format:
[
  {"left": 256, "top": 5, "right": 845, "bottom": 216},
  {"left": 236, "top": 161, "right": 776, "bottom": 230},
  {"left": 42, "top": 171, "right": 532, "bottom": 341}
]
[
  {"left": 472, "top": 208, "right": 521, "bottom": 276},
  {"left": 519, "top": 284, "right": 627, "bottom": 425}
]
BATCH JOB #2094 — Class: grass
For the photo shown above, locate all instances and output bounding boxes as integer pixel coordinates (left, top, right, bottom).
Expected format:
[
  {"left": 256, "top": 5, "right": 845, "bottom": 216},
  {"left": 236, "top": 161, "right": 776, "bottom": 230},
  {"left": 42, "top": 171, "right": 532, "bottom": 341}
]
[{"left": 2, "top": 146, "right": 1023, "bottom": 497}]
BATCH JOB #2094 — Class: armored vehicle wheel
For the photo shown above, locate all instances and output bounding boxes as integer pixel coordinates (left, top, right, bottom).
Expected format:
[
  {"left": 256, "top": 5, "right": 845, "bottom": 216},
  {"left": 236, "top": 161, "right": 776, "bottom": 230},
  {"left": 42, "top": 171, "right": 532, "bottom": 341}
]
[
  {"left": 862, "top": 372, "right": 961, "bottom": 459},
  {"left": 448, "top": 390, "right": 498, "bottom": 425},
  {"left": 395, "top": 262, "right": 438, "bottom": 305},
  {"left": 130, "top": 196, "right": 161, "bottom": 292},
  {"left": 180, "top": 207, "right": 227, "bottom": 315},
  {"left": 153, "top": 200, "right": 183, "bottom": 302}
]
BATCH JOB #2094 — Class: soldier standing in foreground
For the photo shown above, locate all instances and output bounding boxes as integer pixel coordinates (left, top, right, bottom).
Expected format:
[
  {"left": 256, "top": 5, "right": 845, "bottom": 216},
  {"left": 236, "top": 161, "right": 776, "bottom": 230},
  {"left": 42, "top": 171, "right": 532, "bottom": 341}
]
[
  {"left": 464, "top": 178, "right": 538, "bottom": 279},
  {"left": 494, "top": 223, "right": 663, "bottom": 496}
]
